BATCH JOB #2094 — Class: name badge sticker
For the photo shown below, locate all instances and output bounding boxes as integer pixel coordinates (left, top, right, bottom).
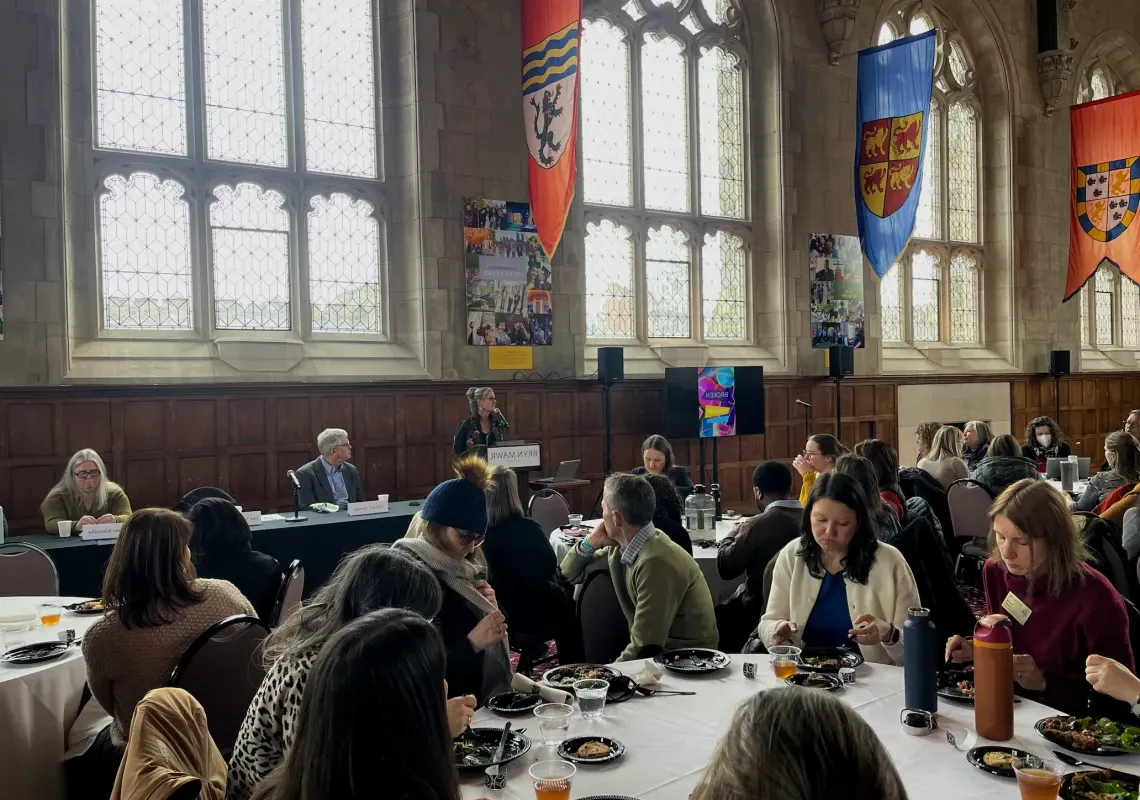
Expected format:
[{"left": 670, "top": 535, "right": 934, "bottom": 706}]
[{"left": 1001, "top": 591, "right": 1032, "bottom": 625}]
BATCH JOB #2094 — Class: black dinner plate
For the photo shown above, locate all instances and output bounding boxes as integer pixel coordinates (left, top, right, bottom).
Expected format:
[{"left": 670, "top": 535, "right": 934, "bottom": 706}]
[
  {"left": 542, "top": 663, "right": 620, "bottom": 689},
  {"left": 1035, "top": 717, "right": 1131, "bottom": 757},
  {"left": 784, "top": 672, "right": 843, "bottom": 691},
  {"left": 798, "top": 646, "right": 864, "bottom": 673},
  {"left": 486, "top": 692, "right": 542, "bottom": 715},
  {"left": 0, "top": 641, "right": 69, "bottom": 666},
  {"left": 937, "top": 670, "right": 976, "bottom": 704},
  {"left": 63, "top": 600, "right": 104, "bottom": 615},
  {"left": 966, "top": 746, "right": 1034, "bottom": 778},
  {"left": 1060, "top": 767, "right": 1140, "bottom": 799},
  {"left": 557, "top": 735, "right": 626, "bottom": 765},
  {"left": 453, "top": 727, "right": 531, "bottom": 771},
  {"left": 579, "top": 796, "right": 640, "bottom": 800},
  {"left": 652, "top": 648, "right": 730, "bottom": 674}
]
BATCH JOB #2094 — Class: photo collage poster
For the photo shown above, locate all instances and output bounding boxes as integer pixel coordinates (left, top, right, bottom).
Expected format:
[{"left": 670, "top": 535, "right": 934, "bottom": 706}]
[
  {"left": 463, "top": 197, "right": 553, "bottom": 346},
  {"left": 809, "top": 233, "right": 865, "bottom": 348}
]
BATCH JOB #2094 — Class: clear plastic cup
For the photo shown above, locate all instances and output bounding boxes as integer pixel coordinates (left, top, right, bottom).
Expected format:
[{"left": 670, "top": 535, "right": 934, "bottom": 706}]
[
  {"left": 1012, "top": 756, "right": 1064, "bottom": 800},
  {"left": 769, "top": 645, "right": 802, "bottom": 679},
  {"left": 574, "top": 678, "right": 609, "bottom": 718},
  {"left": 530, "top": 760, "right": 576, "bottom": 800},
  {"left": 533, "top": 703, "right": 574, "bottom": 746}
]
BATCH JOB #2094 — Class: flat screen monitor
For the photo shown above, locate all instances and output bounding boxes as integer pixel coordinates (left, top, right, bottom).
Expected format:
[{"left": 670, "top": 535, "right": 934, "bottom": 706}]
[{"left": 664, "top": 366, "right": 764, "bottom": 439}]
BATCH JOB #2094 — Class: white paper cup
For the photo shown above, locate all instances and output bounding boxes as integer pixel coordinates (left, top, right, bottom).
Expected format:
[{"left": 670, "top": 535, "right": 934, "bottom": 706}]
[
  {"left": 378, "top": 494, "right": 389, "bottom": 503},
  {"left": 57, "top": 520, "right": 72, "bottom": 538}
]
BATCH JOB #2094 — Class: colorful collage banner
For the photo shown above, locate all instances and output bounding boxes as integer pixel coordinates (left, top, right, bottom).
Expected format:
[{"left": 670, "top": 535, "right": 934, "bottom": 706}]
[{"left": 810, "top": 233, "right": 865, "bottom": 348}]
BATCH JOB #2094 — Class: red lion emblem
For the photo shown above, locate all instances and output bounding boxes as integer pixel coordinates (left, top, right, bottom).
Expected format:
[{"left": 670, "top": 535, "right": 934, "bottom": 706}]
[
  {"left": 893, "top": 121, "right": 920, "bottom": 154},
  {"left": 862, "top": 167, "right": 885, "bottom": 195}
]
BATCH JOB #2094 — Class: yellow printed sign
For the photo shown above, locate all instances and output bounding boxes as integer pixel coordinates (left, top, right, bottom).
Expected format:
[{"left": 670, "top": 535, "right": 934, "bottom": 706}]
[{"left": 489, "top": 347, "right": 533, "bottom": 371}]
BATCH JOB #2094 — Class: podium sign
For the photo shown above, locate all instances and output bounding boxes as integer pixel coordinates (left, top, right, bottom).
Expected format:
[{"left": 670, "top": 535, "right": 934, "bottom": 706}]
[{"left": 487, "top": 443, "right": 541, "bottom": 469}]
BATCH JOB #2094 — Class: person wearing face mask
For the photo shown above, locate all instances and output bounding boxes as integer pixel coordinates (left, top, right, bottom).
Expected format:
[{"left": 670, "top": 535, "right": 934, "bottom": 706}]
[
  {"left": 758, "top": 473, "right": 920, "bottom": 666},
  {"left": 945, "top": 479, "right": 1132, "bottom": 715},
  {"left": 792, "top": 434, "right": 846, "bottom": 506},
  {"left": 1072, "top": 430, "right": 1140, "bottom": 512},
  {"left": 1020, "top": 415, "right": 1071, "bottom": 473}
]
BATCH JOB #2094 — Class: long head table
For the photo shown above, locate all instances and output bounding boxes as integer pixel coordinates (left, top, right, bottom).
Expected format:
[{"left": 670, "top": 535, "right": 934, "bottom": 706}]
[
  {"left": 462, "top": 654, "right": 1140, "bottom": 799},
  {"left": 9, "top": 501, "right": 421, "bottom": 599}
]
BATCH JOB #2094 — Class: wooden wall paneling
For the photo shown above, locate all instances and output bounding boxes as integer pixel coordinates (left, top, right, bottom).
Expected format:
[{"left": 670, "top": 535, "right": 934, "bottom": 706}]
[
  {"left": 513, "top": 391, "right": 543, "bottom": 438},
  {"left": 361, "top": 444, "right": 398, "bottom": 498},
  {"left": 9, "top": 464, "right": 56, "bottom": 521},
  {"left": 9, "top": 404, "right": 54, "bottom": 457},
  {"left": 276, "top": 448, "right": 314, "bottom": 503},
  {"left": 363, "top": 396, "right": 396, "bottom": 441},
  {"left": 228, "top": 453, "right": 268, "bottom": 506},
  {"left": 66, "top": 401, "right": 112, "bottom": 455},
  {"left": 124, "top": 458, "right": 168, "bottom": 511},
  {"left": 122, "top": 401, "right": 165, "bottom": 451},
  {"left": 274, "top": 397, "right": 312, "bottom": 445},
  {"left": 173, "top": 400, "right": 217, "bottom": 451}
]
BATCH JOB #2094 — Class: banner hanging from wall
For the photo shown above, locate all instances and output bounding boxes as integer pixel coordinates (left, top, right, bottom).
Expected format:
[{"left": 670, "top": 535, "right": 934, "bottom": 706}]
[
  {"left": 810, "top": 233, "right": 865, "bottom": 348},
  {"left": 464, "top": 197, "right": 553, "bottom": 347},
  {"left": 1066, "top": 88, "right": 1140, "bottom": 301},
  {"left": 853, "top": 29, "right": 937, "bottom": 279},
  {"left": 521, "top": 0, "right": 581, "bottom": 259}
]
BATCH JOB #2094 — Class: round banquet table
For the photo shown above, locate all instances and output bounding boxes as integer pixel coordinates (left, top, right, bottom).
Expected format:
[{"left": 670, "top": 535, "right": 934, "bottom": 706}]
[
  {"left": 460, "top": 654, "right": 1140, "bottom": 799},
  {"left": 0, "top": 596, "right": 105, "bottom": 800}
]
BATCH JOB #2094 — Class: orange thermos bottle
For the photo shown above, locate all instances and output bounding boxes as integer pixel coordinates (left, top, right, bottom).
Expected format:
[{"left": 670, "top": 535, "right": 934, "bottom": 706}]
[{"left": 973, "top": 617, "right": 1014, "bottom": 741}]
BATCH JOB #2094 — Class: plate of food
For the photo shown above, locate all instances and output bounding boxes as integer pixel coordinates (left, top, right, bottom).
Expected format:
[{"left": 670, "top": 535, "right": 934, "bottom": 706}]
[
  {"left": 64, "top": 600, "right": 105, "bottom": 615},
  {"left": 1036, "top": 716, "right": 1140, "bottom": 757},
  {"left": 965, "top": 746, "right": 1034, "bottom": 778},
  {"left": 485, "top": 691, "right": 542, "bottom": 716},
  {"left": 937, "top": 671, "right": 976, "bottom": 704},
  {"left": 542, "top": 663, "right": 620, "bottom": 689},
  {"left": 453, "top": 727, "right": 531, "bottom": 771},
  {"left": 1061, "top": 767, "right": 1140, "bottom": 799},
  {"left": 0, "top": 641, "right": 70, "bottom": 666},
  {"left": 797, "top": 647, "right": 864, "bottom": 673},
  {"left": 652, "top": 648, "right": 731, "bottom": 675},
  {"left": 784, "top": 672, "right": 843, "bottom": 691},
  {"left": 557, "top": 736, "right": 626, "bottom": 765}
]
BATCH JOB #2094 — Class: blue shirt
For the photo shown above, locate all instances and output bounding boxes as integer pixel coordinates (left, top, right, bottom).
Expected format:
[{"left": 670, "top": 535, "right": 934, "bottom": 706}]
[
  {"left": 803, "top": 570, "right": 854, "bottom": 649},
  {"left": 321, "top": 457, "right": 349, "bottom": 508}
]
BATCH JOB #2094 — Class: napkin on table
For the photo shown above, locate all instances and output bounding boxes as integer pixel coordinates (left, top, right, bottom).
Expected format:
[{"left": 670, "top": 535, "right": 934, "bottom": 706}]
[{"left": 511, "top": 673, "right": 573, "bottom": 705}]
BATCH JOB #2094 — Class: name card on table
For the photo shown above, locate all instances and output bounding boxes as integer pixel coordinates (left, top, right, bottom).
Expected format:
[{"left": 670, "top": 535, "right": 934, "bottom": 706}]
[
  {"left": 348, "top": 499, "right": 389, "bottom": 516},
  {"left": 487, "top": 444, "right": 541, "bottom": 469},
  {"left": 242, "top": 511, "right": 263, "bottom": 526},
  {"left": 79, "top": 522, "right": 122, "bottom": 541}
]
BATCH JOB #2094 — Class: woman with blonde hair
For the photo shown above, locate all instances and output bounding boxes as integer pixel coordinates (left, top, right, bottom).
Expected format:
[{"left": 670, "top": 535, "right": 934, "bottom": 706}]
[
  {"left": 791, "top": 434, "right": 846, "bottom": 506},
  {"left": 946, "top": 479, "right": 1132, "bottom": 715},
  {"left": 1073, "top": 431, "right": 1140, "bottom": 512},
  {"left": 914, "top": 421, "right": 941, "bottom": 463},
  {"left": 691, "top": 688, "right": 908, "bottom": 800},
  {"left": 41, "top": 448, "right": 132, "bottom": 532},
  {"left": 917, "top": 426, "right": 969, "bottom": 490},
  {"left": 452, "top": 386, "right": 508, "bottom": 455}
]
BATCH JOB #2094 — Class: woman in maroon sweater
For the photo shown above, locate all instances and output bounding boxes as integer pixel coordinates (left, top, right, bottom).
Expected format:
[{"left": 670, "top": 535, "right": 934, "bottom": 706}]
[{"left": 946, "top": 479, "right": 1133, "bottom": 715}]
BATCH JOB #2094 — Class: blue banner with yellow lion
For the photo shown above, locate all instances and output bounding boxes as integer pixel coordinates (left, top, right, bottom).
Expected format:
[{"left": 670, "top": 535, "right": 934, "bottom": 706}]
[{"left": 854, "top": 30, "right": 936, "bottom": 279}]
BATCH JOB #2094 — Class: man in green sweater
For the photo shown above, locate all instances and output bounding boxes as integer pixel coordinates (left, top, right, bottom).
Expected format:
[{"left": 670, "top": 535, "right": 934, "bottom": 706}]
[{"left": 561, "top": 473, "right": 718, "bottom": 661}]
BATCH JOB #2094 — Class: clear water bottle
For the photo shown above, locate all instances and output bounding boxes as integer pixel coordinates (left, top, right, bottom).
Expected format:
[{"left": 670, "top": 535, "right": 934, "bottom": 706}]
[{"left": 684, "top": 484, "right": 716, "bottom": 544}]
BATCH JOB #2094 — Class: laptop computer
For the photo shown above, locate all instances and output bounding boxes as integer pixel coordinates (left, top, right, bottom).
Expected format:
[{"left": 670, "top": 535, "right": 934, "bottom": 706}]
[
  {"left": 533, "top": 459, "right": 580, "bottom": 484},
  {"left": 1046, "top": 457, "right": 1091, "bottom": 479}
]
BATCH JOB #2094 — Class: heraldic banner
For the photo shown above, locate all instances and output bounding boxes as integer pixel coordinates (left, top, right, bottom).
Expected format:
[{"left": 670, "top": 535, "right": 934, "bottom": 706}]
[
  {"left": 854, "top": 29, "right": 936, "bottom": 279},
  {"left": 521, "top": 0, "right": 581, "bottom": 260},
  {"left": 1067, "top": 88, "right": 1140, "bottom": 301}
]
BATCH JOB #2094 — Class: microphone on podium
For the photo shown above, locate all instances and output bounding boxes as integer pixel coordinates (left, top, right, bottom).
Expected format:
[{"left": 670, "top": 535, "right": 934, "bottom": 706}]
[
  {"left": 286, "top": 469, "right": 301, "bottom": 488},
  {"left": 284, "top": 469, "right": 305, "bottom": 522},
  {"left": 495, "top": 408, "right": 510, "bottom": 428}
]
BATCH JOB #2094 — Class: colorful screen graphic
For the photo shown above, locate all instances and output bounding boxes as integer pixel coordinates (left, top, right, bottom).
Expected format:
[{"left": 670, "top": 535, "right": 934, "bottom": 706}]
[{"left": 698, "top": 367, "right": 736, "bottom": 438}]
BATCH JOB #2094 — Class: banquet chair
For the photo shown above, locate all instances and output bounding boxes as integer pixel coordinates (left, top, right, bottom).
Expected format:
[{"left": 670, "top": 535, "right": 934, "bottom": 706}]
[
  {"left": 1081, "top": 516, "right": 1138, "bottom": 603},
  {"left": 528, "top": 489, "right": 571, "bottom": 536},
  {"left": 576, "top": 571, "right": 629, "bottom": 664},
  {"left": 946, "top": 480, "right": 994, "bottom": 581},
  {"left": 0, "top": 542, "right": 58, "bottom": 597},
  {"left": 269, "top": 560, "right": 304, "bottom": 628},
  {"left": 173, "top": 486, "right": 235, "bottom": 514},
  {"left": 169, "top": 615, "right": 269, "bottom": 755}
]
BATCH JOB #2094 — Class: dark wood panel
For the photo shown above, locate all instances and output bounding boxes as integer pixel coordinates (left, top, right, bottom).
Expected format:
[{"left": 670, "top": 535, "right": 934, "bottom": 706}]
[
  {"left": 122, "top": 401, "right": 166, "bottom": 451},
  {"left": 229, "top": 399, "right": 266, "bottom": 447},
  {"left": 229, "top": 453, "right": 268, "bottom": 504},
  {"left": 9, "top": 465, "right": 57, "bottom": 520},
  {"left": 8, "top": 404, "right": 54, "bottom": 457},
  {"left": 274, "top": 398, "right": 311, "bottom": 445},
  {"left": 174, "top": 400, "right": 217, "bottom": 451},
  {"left": 362, "top": 397, "right": 395, "bottom": 441},
  {"left": 123, "top": 458, "right": 168, "bottom": 510},
  {"left": 178, "top": 456, "right": 219, "bottom": 495},
  {"left": 66, "top": 402, "right": 112, "bottom": 455}
]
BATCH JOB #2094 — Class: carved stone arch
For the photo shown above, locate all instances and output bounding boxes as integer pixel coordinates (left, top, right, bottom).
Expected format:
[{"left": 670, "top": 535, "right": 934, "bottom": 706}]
[{"left": 1069, "top": 29, "right": 1140, "bottom": 105}]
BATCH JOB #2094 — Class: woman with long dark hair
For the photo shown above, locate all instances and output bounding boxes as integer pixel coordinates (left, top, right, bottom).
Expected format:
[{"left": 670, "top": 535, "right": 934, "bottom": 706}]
[
  {"left": 1021, "top": 415, "right": 1071, "bottom": 472},
  {"left": 758, "top": 473, "right": 920, "bottom": 665},
  {"left": 854, "top": 439, "right": 905, "bottom": 518},
  {"left": 969, "top": 434, "right": 1038, "bottom": 498},
  {"left": 631, "top": 434, "right": 694, "bottom": 493},
  {"left": 834, "top": 454, "right": 899, "bottom": 539},
  {"left": 251, "top": 609, "right": 462, "bottom": 800},
  {"left": 644, "top": 471, "right": 693, "bottom": 554},
  {"left": 187, "top": 498, "right": 281, "bottom": 621}
]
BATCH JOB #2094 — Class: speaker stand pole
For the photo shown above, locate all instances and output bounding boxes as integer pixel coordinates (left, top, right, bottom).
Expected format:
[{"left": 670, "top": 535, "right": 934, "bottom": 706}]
[
  {"left": 698, "top": 437, "right": 707, "bottom": 488},
  {"left": 1053, "top": 373, "right": 1061, "bottom": 431},
  {"left": 834, "top": 376, "right": 843, "bottom": 442},
  {"left": 603, "top": 381, "right": 613, "bottom": 477}
]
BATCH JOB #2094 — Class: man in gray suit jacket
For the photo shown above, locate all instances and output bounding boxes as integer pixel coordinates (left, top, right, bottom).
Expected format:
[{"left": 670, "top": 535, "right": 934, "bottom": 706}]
[{"left": 295, "top": 428, "right": 365, "bottom": 509}]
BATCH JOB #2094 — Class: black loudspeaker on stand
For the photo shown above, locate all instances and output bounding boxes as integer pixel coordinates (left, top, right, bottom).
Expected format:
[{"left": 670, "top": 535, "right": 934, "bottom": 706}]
[
  {"left": 598, "top": 347, "right": 624, "bottom": 478},
  {"left": 1049, "top": 350, "right": 1070, "bottom": 430},
  {"left": 828, "top": 346, "right": 854, "bottom": 439}
]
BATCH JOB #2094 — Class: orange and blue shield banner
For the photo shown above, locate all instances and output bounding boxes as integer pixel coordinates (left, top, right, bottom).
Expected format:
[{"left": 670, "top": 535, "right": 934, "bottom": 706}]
[
  {"left": 1067, "top": 88, "right": 1140, "bottom": 300},
  {"left": 854, "top": 30, "right": 936, "bottom": 278},
  {"left": 522, "top": 1, "right": 581, "bottom": 260}
]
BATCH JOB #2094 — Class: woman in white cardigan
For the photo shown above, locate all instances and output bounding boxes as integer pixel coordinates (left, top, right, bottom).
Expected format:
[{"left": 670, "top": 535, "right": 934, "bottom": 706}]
[{"left": 758, "top": 473, "right": 921, "bottom": 665}]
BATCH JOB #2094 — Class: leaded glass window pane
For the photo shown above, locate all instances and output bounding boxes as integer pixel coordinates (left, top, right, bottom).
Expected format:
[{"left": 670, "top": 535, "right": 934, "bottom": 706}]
[
  {"left": 202, "top": 0, "right": 288, "bottom": 167},
  {"left": 700, "top": 0, "right": 728, "bottom": 23},
  {"left": 950, "top": 252, "right": 978, "bottom": 343},
  {"left": 622, "top": 0, "right": 646, "bottom": 20},
  {"left": 1091, "top": 69, "right": 1111, "bottom": 101},
  {"left": 1080, "top": 286, "right": 1090, "bottom": 345},
  {"left": 914, "top": 101, "right": 941, "bottom": 240},
  {"left": 300, "top": 0, "right": 377, "bottom": 178},
  {"left": 702, "top": 231, "right": 745, "bottom": 340},
  {"left": 910, "top": 12, "right": 934, "bottom": 34},
  {"left": 94, "top": 0, "right": 187, "bottom": 155},
  {"left": 880, "top": 264, "right": 903, "bottom": 341},
  {"left": 210, "top": 183, "right": 291, "bottom": 331},
  {"left": 641, "top": 34, "right": 690, "bottom": 213},
  {"left": 912, "top": 250, "right": 940, "bottom": 342},
  {"left": 585, "top": 220, "right": 635, "bottom": 338},
  {"left": 1095, "top": 265, "right": 1114, "bottom": 346},
  {"left": 698, "top": 47, "right": 745, "bottom": 219},
  {"left": 581, "top": 19, "right": 633, "bottom": 207},
  {"left": 878, "top": 24, "right": 896, "bottom": 45},
  {"left": 646, "top": 225, "right": 691, "bottom": 337},
  {"left": 1123, "top": 278, "right": 1140, "bottom": 348},
  {"left": 948, "top": 101, "right": 978, "bottom": 242},
  {"left": 948, "top": 41, "right": 969, "bottom": 85},
  {"left": 100, "top": 172, "right": 193, "bottom": 330},
  {"left": 308, "top": 193, "right": 381, "bottom": 333}
]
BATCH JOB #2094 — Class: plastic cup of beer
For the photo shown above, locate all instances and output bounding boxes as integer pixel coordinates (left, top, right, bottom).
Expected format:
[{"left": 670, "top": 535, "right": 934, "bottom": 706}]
[
  {"left": 530, "top": 760, "right": 576, "bottom": 800},
  {"left": 769, "top": 645, "right": 801, "bottom": 680},
  {"left": 1012, "top": 756, "right": 1064, "bottom": 800},
  {"left": 38, "top": 603, "right": 62, "bottom": 627}
]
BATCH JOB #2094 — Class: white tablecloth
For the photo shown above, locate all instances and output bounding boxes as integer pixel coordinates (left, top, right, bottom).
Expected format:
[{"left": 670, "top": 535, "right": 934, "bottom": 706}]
[
  {"left": 1046, "top": 478, "right": 1087, "bottom": 498},
  {"left": 461, "top": 655, "right": 1140, "bottom": 799},
  {"left": 549, "top": 519, "right": 749, "bottom": 604},
  {"left": 0, "top": 596, "right": 104, "bottom": 800}
]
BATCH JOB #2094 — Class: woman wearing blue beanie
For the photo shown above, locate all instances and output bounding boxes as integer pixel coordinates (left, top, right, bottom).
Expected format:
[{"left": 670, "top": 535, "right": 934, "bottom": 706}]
[{"left": 395, "top": 456, "right": 513, "bottom": 702}]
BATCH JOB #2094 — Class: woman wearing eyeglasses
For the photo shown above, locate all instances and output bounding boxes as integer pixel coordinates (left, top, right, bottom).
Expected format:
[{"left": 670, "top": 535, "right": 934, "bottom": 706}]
[
  {"left": 395, "top": 455, "right": 512, "bottom": 703},
  {"left": 41, "top": 449, "right": 133, "bottom": 533}
]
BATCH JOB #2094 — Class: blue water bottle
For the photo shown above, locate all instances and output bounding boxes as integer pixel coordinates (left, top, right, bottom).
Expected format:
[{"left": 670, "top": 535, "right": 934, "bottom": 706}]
[{"left": 903, "top": 607, "right": 938, "bottom": 711}]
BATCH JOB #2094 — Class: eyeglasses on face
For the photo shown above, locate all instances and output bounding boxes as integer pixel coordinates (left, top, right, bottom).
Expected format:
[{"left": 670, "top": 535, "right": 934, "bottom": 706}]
[
  {"left": 74, "top": 469, "right": 101, "bottom": 479},
  {"left": 458, "top": 529, "right": 486, "bottom": 544}
]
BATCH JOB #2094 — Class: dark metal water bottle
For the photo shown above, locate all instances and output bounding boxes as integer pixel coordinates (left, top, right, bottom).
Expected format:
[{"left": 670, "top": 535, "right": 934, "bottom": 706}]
[{"left": 903, "top": 607, "right": 938, "bottom": 711}]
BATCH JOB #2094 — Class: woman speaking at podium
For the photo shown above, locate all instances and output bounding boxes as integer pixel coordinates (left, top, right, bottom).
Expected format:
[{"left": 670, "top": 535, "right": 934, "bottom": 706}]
[{"left": 453, "top": 386, "right": 511, "bottom": 455}]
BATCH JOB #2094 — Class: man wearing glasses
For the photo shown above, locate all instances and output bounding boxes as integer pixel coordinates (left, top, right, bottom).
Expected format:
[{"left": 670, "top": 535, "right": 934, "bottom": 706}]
[{"left": 295, "top": 428, "right": 365, "bottom": 509}]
